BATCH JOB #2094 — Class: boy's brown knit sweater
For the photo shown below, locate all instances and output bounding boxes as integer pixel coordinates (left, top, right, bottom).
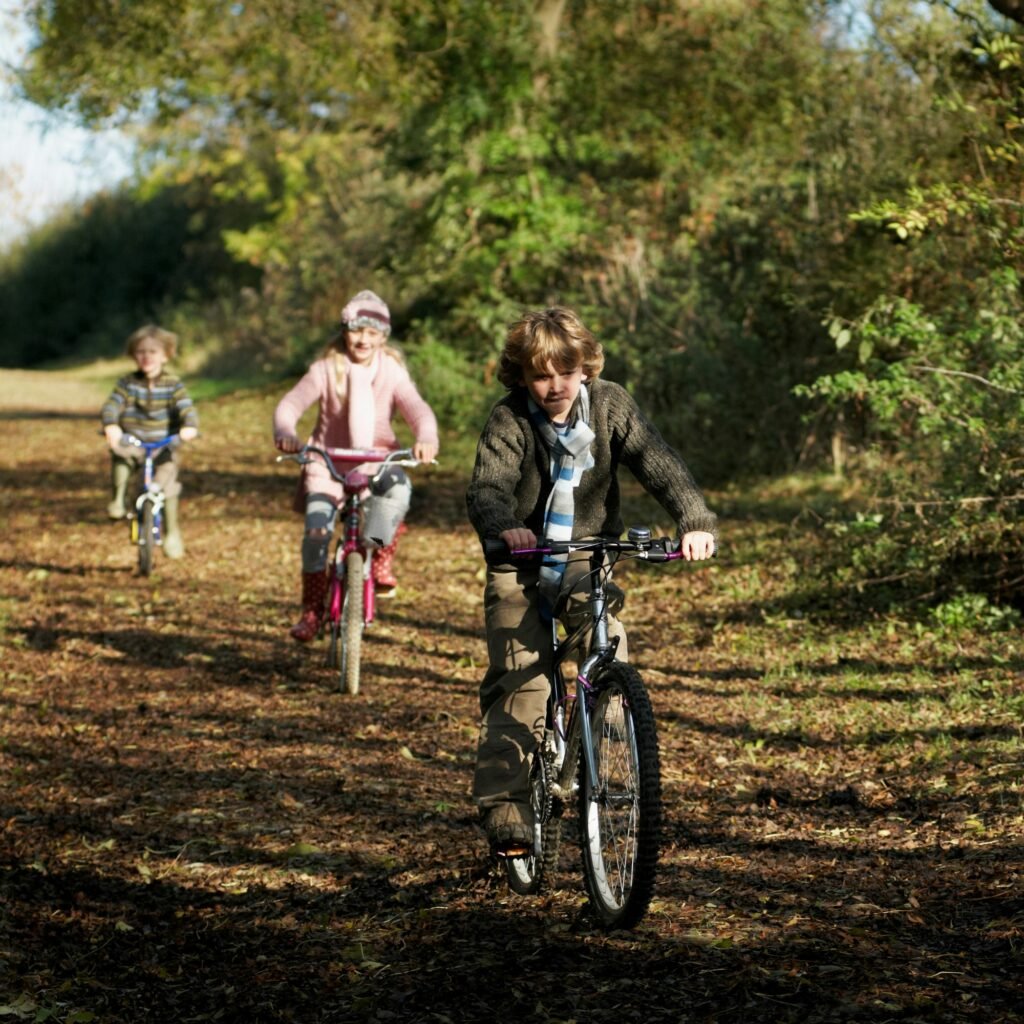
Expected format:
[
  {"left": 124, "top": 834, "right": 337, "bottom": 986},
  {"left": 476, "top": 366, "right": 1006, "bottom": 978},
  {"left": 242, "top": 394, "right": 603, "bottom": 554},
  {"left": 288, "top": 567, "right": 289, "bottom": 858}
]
[{"left": 466, "top": 378, "right": 717, "bottom": 543}]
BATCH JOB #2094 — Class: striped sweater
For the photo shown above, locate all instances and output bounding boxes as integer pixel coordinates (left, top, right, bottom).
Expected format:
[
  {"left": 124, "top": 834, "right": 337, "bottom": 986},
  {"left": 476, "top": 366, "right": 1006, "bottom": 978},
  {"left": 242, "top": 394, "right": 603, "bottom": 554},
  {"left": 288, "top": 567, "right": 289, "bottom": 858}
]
[
  {"left": 100, "top": 371, "right": 199, "bottom": 442},
  {"left": 466, "top": 378, "right": 717, "bottom": 543}
]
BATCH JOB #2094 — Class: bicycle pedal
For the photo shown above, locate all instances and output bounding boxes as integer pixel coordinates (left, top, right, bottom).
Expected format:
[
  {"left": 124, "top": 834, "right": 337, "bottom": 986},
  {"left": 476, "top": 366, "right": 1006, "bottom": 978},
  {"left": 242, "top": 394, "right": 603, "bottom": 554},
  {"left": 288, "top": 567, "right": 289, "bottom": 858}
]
[{"left": 493, "top": 843, "right": 531, "bottom": 859}]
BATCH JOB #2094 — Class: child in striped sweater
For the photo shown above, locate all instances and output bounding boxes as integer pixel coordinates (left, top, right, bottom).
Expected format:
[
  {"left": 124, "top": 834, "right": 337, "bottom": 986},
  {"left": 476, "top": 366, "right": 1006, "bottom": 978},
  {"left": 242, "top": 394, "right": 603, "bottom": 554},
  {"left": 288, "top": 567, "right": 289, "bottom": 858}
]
[
  {"left": 273, "top": 290, "right": 439, "bottom": 641},
  {"left": 100, "top": 325, "right": 199, "bottom": 558}
]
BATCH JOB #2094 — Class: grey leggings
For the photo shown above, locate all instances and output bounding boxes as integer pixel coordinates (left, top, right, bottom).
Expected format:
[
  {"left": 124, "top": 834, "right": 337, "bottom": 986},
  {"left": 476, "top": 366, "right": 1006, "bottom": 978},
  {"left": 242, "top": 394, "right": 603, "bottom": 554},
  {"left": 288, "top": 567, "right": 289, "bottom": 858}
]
[
  {"left": 301, "top": 493, "right": 338, "bottom": 573},
  {"left": 300, "top": 470, "right": 412, "bottom": 573}
]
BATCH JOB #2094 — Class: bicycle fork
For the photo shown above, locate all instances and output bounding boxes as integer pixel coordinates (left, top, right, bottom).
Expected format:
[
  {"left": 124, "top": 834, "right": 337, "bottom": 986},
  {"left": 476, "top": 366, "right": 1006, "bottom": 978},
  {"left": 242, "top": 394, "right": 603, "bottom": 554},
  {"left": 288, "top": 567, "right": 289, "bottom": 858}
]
[{"left": 131, "top": 487, "right": 165, "bottom": 545}]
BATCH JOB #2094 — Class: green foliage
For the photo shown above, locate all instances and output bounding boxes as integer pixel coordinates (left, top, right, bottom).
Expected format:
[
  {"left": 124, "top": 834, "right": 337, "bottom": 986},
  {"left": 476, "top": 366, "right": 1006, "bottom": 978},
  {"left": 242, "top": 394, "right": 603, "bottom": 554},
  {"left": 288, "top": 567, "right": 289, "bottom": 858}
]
[
  {"left": 0, "top": 184, "right": 260, "bottom": 367},
  {"left": 931, "top": 591, "right": 1022, "bottom": 632},
  {"left": 799, "top": 272, "right": 1023, "bottom": 602},
  {"left": 5, "top": 0, "right": 1023, "bottom": 604},
  {"left": 796, "top": 11, "right": 1024, "bottom": 604},
  {"left": 403, "top": 336, "right": 499, "bottom": 433}
]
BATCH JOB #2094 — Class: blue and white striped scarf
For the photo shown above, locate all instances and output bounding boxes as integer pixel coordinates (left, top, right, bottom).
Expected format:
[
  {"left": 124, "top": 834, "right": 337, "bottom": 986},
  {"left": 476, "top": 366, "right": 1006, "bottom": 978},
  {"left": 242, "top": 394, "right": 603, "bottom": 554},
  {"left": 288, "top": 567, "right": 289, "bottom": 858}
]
[{"left": 528, "top": 385, "right": 595, "bottom": 609}]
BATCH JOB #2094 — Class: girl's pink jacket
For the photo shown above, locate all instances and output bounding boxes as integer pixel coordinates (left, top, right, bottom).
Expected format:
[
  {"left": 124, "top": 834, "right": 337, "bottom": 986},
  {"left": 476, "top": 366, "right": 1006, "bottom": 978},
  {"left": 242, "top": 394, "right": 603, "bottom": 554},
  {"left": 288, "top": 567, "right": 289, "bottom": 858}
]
[{"left": 273, "top": 355, "right": 439, "bottom": 504}]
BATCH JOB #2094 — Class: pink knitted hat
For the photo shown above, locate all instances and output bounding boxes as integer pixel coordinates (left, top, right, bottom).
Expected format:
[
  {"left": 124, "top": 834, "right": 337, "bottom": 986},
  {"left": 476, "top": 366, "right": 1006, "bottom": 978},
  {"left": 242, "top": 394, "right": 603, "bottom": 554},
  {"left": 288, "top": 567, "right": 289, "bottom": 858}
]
[{"left": 341, "top": 290, "right": 391, "bottom": 336}]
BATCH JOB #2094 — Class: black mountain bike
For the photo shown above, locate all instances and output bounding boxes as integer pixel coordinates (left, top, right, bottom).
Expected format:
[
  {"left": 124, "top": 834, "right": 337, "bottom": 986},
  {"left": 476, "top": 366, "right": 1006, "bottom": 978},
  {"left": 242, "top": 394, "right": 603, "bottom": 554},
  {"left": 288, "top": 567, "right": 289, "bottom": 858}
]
[{"left": 483, "top": 527, "right": 689, "bottom": 930}]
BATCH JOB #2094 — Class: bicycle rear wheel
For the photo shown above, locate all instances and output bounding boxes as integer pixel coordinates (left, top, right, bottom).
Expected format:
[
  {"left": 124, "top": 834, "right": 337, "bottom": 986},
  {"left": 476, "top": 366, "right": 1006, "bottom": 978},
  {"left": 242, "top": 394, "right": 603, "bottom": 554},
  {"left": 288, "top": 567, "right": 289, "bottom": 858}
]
[
  {"left": 340, "top": 550, "right": 365, "bottom": 695},
  {"left": 506, "top": 738, "right": 562, "bottom": 895},
  {"left": 137, "top": 502, "right": 155, "bottom": 577},
  {"left": 578, "top": 663, "right": 661, "bottom": 929}
]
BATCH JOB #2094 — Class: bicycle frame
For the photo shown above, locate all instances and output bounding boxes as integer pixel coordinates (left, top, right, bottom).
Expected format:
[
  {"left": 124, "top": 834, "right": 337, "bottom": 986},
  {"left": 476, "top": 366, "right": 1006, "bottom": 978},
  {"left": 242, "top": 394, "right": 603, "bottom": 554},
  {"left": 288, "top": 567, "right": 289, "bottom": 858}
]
[
  {"left": 521, "top": 538, "right": 684, "bottom": 805},
  {"left": 325, "top": 462, "right": 379, "bottom": 629},
  {"left": 547, "top": 551, "right": 618, "bottom": 802},
  {"left": 122, "top": 434, "right": 178, "bottom": 537}
]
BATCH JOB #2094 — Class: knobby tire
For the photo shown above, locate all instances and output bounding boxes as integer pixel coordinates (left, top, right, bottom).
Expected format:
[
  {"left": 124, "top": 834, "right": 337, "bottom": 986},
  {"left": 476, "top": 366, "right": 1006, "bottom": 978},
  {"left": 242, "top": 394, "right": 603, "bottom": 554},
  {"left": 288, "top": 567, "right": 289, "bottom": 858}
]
[
  {"left": 579, "top": 662, "right": 661, "bottom": 930},
  {"left": 340, "top": 550, "right": 365, "bottom": 695}
]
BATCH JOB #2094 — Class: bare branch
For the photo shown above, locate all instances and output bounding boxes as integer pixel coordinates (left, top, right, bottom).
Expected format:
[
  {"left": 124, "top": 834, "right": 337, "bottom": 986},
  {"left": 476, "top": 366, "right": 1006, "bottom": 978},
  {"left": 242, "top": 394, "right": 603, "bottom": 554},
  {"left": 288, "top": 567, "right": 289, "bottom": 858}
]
[
  {"left": 871, "top": 493, "right": 1024, "bottom": 508},
  {"left": 909, "top": 364, "right": 1023, "bottom": 394}
]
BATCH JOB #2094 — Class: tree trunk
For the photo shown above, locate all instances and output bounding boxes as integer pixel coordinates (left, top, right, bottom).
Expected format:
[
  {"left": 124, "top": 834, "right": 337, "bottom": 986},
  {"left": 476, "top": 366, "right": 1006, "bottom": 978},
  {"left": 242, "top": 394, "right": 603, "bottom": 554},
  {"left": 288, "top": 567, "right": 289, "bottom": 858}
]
[
  {"left": 535, "top": 0, "right": 567, "bottom": 59},
  {"left": 988, "top": 0, "right": 1024, "bottom": 23},
  {"left": 831, "top": 411, "right": 846, "bottom": 479}
]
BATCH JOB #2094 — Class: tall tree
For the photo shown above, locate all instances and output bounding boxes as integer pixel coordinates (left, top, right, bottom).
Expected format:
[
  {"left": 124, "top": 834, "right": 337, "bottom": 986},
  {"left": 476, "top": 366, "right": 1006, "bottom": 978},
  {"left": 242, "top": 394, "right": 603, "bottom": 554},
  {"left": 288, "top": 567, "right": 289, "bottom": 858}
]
[{"left": 988, "top": 0, "right": 1024, "bottom": 22}]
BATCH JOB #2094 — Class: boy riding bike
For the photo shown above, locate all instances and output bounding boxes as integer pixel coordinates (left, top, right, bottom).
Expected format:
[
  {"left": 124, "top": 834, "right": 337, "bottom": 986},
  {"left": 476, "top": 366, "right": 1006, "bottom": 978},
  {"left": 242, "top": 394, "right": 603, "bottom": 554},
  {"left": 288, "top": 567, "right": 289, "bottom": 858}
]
[
  {"left": 466, "top": 306, "right": 717, "bottom": 856},
  {"left": 100, "top": 324, "right": 199, "bottom": 559}
]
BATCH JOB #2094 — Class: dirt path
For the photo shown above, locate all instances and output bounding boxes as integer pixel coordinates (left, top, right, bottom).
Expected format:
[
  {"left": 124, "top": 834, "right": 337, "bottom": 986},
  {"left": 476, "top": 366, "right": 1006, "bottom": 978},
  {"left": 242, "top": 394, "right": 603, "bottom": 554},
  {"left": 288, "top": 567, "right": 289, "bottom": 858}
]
[
  {"left": 1, "top": 370, "right": 1021, "bottom": 1023},
  {"left": 0, "top": 364, "right": 124, "bottom": 413}
]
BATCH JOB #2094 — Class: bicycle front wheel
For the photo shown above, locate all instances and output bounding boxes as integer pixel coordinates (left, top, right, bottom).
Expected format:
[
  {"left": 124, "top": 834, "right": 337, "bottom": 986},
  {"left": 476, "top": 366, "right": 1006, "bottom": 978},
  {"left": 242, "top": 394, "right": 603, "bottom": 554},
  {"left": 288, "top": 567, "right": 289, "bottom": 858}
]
[
  {"left": 137, "top": 502, "right": 155, "bottom": 577},
  {"left": 579, "top": 663, "right": 661, "bottom": 930},
  {"left": 340, "top": 550, "right": 365, "bottom": 695}
]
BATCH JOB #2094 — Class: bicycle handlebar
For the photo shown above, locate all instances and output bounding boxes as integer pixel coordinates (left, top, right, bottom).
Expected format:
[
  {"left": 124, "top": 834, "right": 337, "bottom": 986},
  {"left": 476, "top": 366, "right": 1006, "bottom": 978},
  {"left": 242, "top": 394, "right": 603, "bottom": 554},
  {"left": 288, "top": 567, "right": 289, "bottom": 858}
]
[
  {"left": 121, "top": 434, "right": 182, "bottom": 454},
  {"left": 276, "top": 444, "right": 428, "bottom": 485},
  {"left": 324, "top": 446, "right": 402, "bottom": 462},
  {"left": 482, "top": 532, "right": 689, "bottom": 567}
]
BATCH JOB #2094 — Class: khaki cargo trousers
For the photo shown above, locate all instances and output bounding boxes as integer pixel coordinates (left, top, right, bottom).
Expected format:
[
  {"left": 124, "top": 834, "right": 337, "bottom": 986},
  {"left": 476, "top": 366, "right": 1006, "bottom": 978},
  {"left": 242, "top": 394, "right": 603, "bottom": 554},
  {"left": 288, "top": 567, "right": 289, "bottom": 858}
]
[{"left": 472, "top": 553, "right": 627, "bottom": 832}]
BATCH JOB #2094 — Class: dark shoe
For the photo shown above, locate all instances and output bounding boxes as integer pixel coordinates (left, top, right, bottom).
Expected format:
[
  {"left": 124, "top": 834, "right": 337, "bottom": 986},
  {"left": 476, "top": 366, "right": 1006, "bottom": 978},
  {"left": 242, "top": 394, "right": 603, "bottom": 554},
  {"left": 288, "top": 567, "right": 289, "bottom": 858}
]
[
  {"left": 490, "top": 826, "right": 533, "bottom": 859},
  {"left": 484, "top": 809, "right": 534, "bottom": 858}
]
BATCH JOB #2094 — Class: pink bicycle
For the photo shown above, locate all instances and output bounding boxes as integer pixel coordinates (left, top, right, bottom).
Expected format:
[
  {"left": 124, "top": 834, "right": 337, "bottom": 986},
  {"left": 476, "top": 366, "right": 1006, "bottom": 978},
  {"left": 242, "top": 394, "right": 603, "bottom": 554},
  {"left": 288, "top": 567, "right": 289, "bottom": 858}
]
[{"left": 280, "top": 445, "right": 424, "bottom": 694}]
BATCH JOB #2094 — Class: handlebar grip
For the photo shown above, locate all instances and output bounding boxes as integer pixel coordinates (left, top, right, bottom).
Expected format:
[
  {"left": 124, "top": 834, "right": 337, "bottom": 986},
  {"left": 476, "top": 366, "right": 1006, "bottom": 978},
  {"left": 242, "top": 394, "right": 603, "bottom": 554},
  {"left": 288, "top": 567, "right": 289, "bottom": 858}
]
[{"left": 482, "top": 538, "right": 511, "bottom": 565}]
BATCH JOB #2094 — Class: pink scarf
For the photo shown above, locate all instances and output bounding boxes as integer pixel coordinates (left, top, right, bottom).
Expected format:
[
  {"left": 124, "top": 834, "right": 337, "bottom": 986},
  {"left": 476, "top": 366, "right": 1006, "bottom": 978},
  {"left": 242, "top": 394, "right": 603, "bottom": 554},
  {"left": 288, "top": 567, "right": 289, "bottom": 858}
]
[{"left": 345, "top": 353, "right": 379, "bottom": 452}]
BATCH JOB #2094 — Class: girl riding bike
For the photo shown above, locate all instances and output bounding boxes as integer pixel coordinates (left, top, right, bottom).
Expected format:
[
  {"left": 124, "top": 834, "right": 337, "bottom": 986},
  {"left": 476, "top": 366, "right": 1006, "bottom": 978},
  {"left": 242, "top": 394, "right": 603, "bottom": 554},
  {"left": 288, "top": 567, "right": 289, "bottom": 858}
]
[{"left": 273, "top": 290, "right": 439, "bottom": 641}]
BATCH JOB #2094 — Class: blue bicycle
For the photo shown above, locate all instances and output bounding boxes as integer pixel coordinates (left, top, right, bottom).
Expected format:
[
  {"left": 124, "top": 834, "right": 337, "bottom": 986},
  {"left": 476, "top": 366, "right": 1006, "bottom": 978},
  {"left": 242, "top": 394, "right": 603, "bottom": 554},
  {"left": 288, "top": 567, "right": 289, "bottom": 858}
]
[{"left": 121, "top": 434, "right": 180, "bottom": 576}]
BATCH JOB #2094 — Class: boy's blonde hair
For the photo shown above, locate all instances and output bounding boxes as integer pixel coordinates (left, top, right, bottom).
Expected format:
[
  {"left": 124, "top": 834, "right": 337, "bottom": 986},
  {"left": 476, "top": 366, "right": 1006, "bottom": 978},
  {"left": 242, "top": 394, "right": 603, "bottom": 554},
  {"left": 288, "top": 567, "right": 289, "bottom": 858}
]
[
  {"left": 126, "top": 324, "right": 178, "bottom": 361},
  {"left": 498, "top": 307, "right": 604, "bottom": 389}
]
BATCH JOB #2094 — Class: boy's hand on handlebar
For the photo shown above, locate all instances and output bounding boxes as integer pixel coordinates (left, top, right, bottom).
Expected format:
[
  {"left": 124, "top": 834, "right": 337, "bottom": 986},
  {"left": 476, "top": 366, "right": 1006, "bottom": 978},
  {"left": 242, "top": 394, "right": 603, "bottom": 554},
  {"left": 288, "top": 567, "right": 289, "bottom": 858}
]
[
  {"left": 104, "top": 424, "right": 124, "bottom": 449},
  {"left": 500, "top": 527, "right": 538, "bottom": 551},
  {"left": 275, "top": 434, "right": 303, "bottom": 454},
  {"left": 679, "top": 530, "right": 716, "bottom": 561},
  {"left": 413, "top": 441, "right": 438, "bottom": 464},
  {"left": 179, "top": 427, "right": 199, "bottom": 443}
]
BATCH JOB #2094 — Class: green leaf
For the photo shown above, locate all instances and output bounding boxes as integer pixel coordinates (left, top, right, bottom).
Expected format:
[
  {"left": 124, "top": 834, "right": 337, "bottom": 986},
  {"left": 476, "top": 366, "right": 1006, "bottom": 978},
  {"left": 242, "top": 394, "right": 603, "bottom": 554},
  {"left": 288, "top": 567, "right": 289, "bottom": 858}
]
[{"left": 284, "top": 841, "right": 323, "bottom": 858}]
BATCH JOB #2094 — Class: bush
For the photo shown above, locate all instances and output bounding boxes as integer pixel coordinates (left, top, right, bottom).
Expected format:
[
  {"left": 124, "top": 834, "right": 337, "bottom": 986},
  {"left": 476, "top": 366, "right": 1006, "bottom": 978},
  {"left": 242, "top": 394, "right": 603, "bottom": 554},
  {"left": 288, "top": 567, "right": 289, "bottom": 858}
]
[{"left": 404, "top": 337, "right": 501, "bottom": 435}]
